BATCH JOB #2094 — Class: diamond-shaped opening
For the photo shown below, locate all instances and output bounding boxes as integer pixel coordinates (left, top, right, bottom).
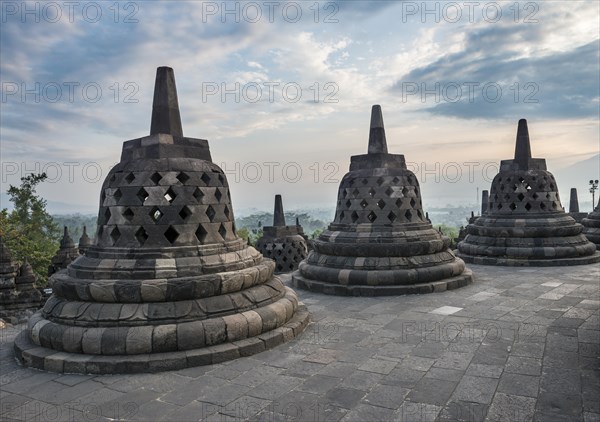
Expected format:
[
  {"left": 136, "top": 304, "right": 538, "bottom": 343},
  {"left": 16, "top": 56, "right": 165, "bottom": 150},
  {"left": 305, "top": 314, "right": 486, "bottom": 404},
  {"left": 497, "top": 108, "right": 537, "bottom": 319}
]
[
  {"left": 201, "top": 173, "right": 211, "bottom": 185},
  {"left": 377, "top": 199, "right": 386, "bottom": 209},
  {"left": 402, "top": 187, "right": 409, "bottom": 196},
  {"left": 410, "top": 198, "right": 416, "bottom": 208},
  {"left": 104, "top": 207, "right": 112, "bottom": 224},
  {"left": 360, "top": 199, "right": 369, "bottom": 209},
  {"left": 109, "top": 174, "right": 116, "bottom": 183},
  {"left": 206, "top": 205, "right": 216, "bottom": 222},
  {"left": 276, "top": 249, "right": 283, "bottom": 256},
  {"left": 540, "top": 202, "right": 546, "bottom": 210},
  {"left": 549, "top": 184, "right": 555, "bottom": 191},
  {"left": 215, "top": 188, "right": 222, "bottom": 202},
  {"left": 282, "top": 256, "right": 288, "bottom": 262},
  {"left": 351, "top": 211, "right": 359, "bottom": 223},
  {"left": 135, "top": 227, "right": 148, "bottom": 245},
  {"left": 339, "top": 211, "right": 345, "bottom": 220},
  {"left": 97, "top": 226, "right": 104, "bottom": 237},
  {"left": 150, "top": 207, "right": 163, "bottom": 222},
  {"left": 405, "top": 209, "right": 413, "bottom": 221},
  {"left": 552, "top": 202, "right": 558, "bottom": 209},
  {"left": 509, "top": 202, "right": 517, "bottom": 210},
  {"left": 388, "top": 211, "right": 397, "bottom": 222},
  {"left": 114, "top": 188, "right": 122, "bottom": 203},
  {"left": 218, "top": 223, "right": 227, "bottom": 240},
  {"left": 525, "top": 203, "right": 532, "bottom": 211},
  {"left": 546, "top": 193, "right": 551, "bottom": 200},
  {"left": 193, "top": 187, "right": 204, "bottom": 202},
  {"left": 395, "top": 198, "right": 403, "bottom": 208},
  {"left": 512, "top": 184, "right": 519, "bottom": 192},
  {"left": 500, "top": 184, "right": 505, "bottom": 191},
  {"left": 164, "top": 187, "right": 177, "bottom": 204},
  {"left": 137, "top": 188, "right": 149, "bottom": 204},
  {"left": 342, "top": 190, "right": 348, "bottom": 199},
  {"left": 348, "top": 179, "right": 355, "bottom": 187},
  {"left": 504, "top": 194, "right": 511, "bottom": 200},
  {"left": 518, "top": 177, "right": 525, "bottom": 183},
  {"left": 195, "top": 225, "right": 207, "bottom": 242},
  {"left": 517, "top": 193, "right": 525, "bottom": 201},
  {"left": 385, "top": 187, "right": 394, "bottom": 197},
  {"left": 150, "top": 172, "right": 162, "bottom": 185},
  {"left": 392, "top": 176, "right": 400, "bottom": 184},
  {"left": 125, "top": 172, "right": 135, "bottom": 184},
  {"left": 123, "top": 208, "right": 134, "bottom": 221},
  {"left": 176, "top": 172, "right": 190, "bottom": 184},
  {"left": 506, "top": 177, "right": 512, "bottom": 183},
  {"left": 179, "top": 206, "right": 192, "bottom": 221},
  {"left": 368, "top": 188, "right": 376, "bottom": 198},
  {"left": 497, "top": 203, "right": 503, "bottom": 210},
  {"left": 376, "top": 177, "right": 384, "bottom": 186},
  {"left": 367, "top": 211, "right": 377, "bottom": 222},
  {"left": 407, "top": 175, "right": 413, "bottom": 184},
  {"left": 218, "top": 174, "right": 225, "bottom": 184},
  {"left": 417, "top": 210, "right": 423, "bottom": 219},
  {"left": 345, "top": 199, "right": 352, "bottom": 208},
  {"left": 532, "top": 192, "right": 539, "bottom": 199},
  {"left": 224, "top": 205, "right": 230, "bottom": 219},
  {"left": 361, "top": 178, "right": 369, "bottom": 185},
  {"left": 110, "top": 227, "right": 121, "bottom": 244},
  {"left": 352, "top": 188, "right": 360, "bottom": 197},
  {"left": 526, "top": 184, "right": 531, "bottom": 190},
  {"left": 164, "top": 226, "right": 179, "bottom": 244}
]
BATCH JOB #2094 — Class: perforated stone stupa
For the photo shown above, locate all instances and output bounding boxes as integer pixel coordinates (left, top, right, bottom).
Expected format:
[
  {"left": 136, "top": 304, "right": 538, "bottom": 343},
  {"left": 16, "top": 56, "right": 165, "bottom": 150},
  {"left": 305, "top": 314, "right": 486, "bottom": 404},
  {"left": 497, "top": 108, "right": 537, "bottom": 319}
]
[
  {"left": 291, "top": 105, "right": 473, "bottom": 296},
  {"left": 256, "top": 195, "right": 308, "bottom": 273},
  {"left": 457, "top": 119, "right": 600, "bottom": 266},
  {"left": 15, "top": 67, "right": 309, "bottom": 374},
  {"left": 47, "top": 227, "right": 79, "bottom": 277},
  {"left": 582, "top": 199, "right": 600, "bottom": 249}
]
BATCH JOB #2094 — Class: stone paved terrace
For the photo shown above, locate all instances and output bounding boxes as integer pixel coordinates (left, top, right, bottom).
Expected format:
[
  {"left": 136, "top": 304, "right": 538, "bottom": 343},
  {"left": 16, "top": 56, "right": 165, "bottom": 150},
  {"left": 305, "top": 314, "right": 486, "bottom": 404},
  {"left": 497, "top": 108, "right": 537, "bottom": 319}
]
[{"left": 1, "top": 263, "right": 598, "bottom": 422}]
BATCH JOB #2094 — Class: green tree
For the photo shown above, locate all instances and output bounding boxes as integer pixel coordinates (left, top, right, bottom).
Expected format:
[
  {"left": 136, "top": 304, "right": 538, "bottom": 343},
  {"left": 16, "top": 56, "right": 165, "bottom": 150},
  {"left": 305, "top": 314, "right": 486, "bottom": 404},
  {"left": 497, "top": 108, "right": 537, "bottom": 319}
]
[{"left": 0, "top": 173, "right": 60, "bottom": 285}]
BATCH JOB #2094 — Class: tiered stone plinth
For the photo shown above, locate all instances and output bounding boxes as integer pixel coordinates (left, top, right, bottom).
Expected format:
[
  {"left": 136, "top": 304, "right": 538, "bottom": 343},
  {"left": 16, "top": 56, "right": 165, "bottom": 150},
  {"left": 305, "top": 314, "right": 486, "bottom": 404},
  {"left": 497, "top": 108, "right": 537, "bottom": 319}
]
[
  {"left": 292, "top": 105, "right": 473, "bottom": 296},
  {"left": 256, "top": 195, "right": 308, "bottom": 273},
  {"left": 15, "top": 67, "right": 309, "bottom": 374},
  {"left": 582, "top": 199, "right": 600, "bottom": 249},
  {"left": 48, "top": 227, "right": 79, "bottom": 277},
  {"left": 0, "top": 238, "right": 42, "bottom": 314},
  {"left": 457, "top": 120, "right": 600, "bottom": 266}
]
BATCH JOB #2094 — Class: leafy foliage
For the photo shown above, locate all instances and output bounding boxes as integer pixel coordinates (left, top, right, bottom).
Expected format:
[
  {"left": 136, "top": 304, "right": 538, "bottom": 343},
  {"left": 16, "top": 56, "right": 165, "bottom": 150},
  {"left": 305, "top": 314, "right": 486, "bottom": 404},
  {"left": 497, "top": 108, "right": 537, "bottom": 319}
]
[{"left": 0, "top": 174, "right": 60, "bottom": 285}]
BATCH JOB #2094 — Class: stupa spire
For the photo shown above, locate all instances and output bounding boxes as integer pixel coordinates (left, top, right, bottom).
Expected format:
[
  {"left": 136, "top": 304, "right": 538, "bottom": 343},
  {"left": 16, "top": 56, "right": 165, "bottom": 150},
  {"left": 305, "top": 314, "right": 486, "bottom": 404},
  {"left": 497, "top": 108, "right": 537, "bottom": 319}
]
[
  {"left": 514, "top": 118, "right": 531, "bottom": 167},
  {"left": 150, "top": 66, "right": 183, "bottom": 137},
  {"left": 368, "top": 105, "right": 388, "bottom": 154},
  {"left": 273, "top": 194, "right": 286, "bottom": 227}
]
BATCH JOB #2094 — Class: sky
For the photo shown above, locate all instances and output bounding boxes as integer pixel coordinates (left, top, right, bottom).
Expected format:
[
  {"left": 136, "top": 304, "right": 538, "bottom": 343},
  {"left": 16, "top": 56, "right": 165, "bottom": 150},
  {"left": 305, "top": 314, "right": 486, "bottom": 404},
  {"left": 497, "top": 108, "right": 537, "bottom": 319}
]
[{"left": 1, "top": 0, "right": 599, "bottom": 217}]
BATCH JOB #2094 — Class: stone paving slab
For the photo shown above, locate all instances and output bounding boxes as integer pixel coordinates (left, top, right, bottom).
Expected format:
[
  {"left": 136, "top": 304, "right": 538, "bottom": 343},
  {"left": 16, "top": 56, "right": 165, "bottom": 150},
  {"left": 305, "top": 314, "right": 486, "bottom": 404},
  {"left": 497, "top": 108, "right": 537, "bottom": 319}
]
[{"left": 1, "top": 263, "right": 598, "bottom": 421}]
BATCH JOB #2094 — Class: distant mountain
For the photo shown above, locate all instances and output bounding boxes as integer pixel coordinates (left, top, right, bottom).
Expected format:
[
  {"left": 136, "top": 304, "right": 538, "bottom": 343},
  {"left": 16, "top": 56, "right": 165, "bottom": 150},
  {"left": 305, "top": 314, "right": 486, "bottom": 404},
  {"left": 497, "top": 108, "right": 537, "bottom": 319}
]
[{"left": 0, "top": 192, "right": 97, "bottom": 215}]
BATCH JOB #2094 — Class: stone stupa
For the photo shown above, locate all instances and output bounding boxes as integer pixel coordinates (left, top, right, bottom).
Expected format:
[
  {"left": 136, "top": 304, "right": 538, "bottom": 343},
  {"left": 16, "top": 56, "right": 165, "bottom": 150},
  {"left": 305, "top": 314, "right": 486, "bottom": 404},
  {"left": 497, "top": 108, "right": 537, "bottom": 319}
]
[
  {"left": 567, "top": 188, "right": 588, "bottom": 223},
  {"left": 291, "top": 105, "right": 473, "bottom": 296},
  {"left": 47, "top": 227, "right": 79, "bottom": 277},
  {"left": 0, "top": 237, "right": 42, "bottom": 314},
  {"left": 457, "top": 119, "right": 600, "bottom": 266},
  {"left": 582, "top": 198, "right": 600, "bottom": 249},
  {"left": 15, "top": 67, "right": 309, "bottom": 374},
  {"left": 78, "top": 225, "right": 93, "bottom": 255},
  {"left": 256, "top": 195, "right": 308, "bottom": 273}
]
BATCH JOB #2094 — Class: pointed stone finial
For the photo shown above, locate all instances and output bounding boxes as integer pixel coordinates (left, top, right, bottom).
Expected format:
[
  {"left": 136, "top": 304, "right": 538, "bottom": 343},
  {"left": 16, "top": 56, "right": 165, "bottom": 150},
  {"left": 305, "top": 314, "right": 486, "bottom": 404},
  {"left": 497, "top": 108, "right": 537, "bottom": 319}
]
[
  {"left": 273, "top": 195, "right": 286, "bottom": 227},
  {"left": 150, "top": 66, "right": 183, "bottom": 137},
  {"left": 368, "top": 105, "right": 388, "bottom": 154},
  {"left": 296, "top": 217, "right": 300, "bottom": 226},
  {"left": 481, "top": 190, "right": 489, "bottom": 215},
  {"left": 471, "top": 211, "right": 475, "bottom": 218},
  {"left": 514, "top": 119, "right": 532, "bottom": 166},
  {"left": 569, "top": 188, "right": 580, "bottom": 213}
]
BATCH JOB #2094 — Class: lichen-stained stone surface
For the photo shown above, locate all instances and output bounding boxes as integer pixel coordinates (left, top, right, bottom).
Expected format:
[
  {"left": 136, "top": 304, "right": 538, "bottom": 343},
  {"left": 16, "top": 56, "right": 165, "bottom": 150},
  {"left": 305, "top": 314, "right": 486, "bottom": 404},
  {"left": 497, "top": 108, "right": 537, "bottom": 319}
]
[
  {"left": 256, "top": 195, "right": 308, "bottom": 274},
  {"left": 291, "top": 105, "right": 473, "bottom": 296},
  {"left": 457, "top": 120, "right": 600, "bottom": 266},
  {"left": 582, "top": 199, "right": 600, "bottom": 249},
  {"left": 14, "top": 67, "right": 309, "bottom": 374}
]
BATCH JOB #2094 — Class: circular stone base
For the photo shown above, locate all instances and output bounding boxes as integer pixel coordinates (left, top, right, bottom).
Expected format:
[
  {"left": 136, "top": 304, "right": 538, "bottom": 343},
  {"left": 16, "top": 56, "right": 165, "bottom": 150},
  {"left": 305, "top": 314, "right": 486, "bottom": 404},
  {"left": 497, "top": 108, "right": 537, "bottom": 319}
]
[
  {"left": 13, "top": 305, "right": 310, "bottom": 374},
  {"left": 457, "top": 251, "right": 600, "bottom": 267},
  {"left": 291, "top": 269, "right": 473, "bottom": 296}
]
